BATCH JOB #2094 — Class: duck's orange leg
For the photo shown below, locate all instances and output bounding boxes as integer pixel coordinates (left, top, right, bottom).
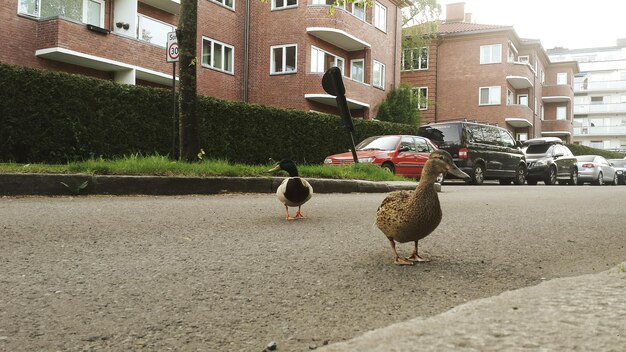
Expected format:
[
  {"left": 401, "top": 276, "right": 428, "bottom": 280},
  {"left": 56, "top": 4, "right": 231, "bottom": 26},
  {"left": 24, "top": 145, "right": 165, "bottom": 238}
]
[
  {"left": 284, "top": 205, "right": 296, "bottom": 220},
  {"left": 406, "top": 241, "right": 430, "bottom": 262},
  {"left": 294, "top": 206, "right": 305, "bottom": 219},
  {"left": 388, "top": 238, "right": 413, "bottom": 265}
]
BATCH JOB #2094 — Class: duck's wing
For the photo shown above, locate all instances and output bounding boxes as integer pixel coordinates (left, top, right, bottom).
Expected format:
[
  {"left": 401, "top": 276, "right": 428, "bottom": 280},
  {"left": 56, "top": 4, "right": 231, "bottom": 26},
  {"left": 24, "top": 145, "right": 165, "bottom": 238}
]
[{"left": 376, "top": 190, "right": 412, "bottom": 213}]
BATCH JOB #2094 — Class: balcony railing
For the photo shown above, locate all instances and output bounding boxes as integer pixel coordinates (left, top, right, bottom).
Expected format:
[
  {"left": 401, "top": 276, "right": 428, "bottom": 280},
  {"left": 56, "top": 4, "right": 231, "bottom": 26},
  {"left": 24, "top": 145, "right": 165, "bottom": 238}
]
[
  {"left": 574, "top": 126, "right": 626, "bottom": 136},
  {"left": 573, "top": 79, "right": 626, "bottom": 92},
  {"left": 574, "top": 103, "right": 626, "bottom": 114}
]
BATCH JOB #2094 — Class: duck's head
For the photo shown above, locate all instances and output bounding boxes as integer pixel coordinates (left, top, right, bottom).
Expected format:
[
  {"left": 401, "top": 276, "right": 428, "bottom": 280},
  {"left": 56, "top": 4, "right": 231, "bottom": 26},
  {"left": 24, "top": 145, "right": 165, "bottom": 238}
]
[
  {"left": 268, "top": 159, "right": 299, "bottom": 177},
  {"left": 426, "top": 150, "right": 470, "bottom": 180}
]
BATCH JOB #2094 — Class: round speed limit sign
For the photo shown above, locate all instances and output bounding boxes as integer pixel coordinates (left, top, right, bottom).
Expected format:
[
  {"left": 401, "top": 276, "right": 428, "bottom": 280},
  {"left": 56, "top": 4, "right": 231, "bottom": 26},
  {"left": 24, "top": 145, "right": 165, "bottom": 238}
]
[{"left": 167, "top": 42, "right": 179, "bottom": 62}]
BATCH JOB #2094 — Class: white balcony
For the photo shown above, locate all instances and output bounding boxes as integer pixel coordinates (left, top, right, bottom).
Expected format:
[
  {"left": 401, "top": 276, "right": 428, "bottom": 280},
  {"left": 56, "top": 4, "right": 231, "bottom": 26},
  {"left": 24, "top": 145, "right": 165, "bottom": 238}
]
[
  {"left": 574, "top": 103, "right": 626, "bottom": 115},
  {"left": 506, "top": 75, "right": 533, "bottom": 89},
  {"left": 306, "top": 27, "right": 371, "bottom": 52},
  {"left": 574, "top": 126, "right": 626, "bottom": 137},
  {"left": 573, "top": 79, "right": 626, "bottom": 93},
  {"left": 304, "top": 94, "right": 369, "bottom": 110}
]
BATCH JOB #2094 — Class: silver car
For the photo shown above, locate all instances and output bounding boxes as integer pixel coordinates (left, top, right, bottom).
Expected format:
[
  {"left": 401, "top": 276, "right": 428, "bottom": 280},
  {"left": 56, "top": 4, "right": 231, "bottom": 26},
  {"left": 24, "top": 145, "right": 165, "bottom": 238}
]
[{"left": 575, "top": 155, "right": 617, "bottom": 185}]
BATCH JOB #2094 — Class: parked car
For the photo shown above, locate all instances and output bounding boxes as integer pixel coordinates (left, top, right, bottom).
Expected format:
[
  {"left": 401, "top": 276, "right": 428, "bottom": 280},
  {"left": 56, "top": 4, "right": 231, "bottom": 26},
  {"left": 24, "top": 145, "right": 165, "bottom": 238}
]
[
  {"left": 575, "top": 155, "right": 617, "bottom": 185},
  {"left": 417, "top": 121, "right": 526, "bottom": 185},
  {"left": 323, "top": 135, "right": 437, "bottom": 179},
  {"left": 522, "top": 137, "right": 578, "bottom": 185},
  {"left": 609, "top": 159, "right": 626, "bottom": 185}
]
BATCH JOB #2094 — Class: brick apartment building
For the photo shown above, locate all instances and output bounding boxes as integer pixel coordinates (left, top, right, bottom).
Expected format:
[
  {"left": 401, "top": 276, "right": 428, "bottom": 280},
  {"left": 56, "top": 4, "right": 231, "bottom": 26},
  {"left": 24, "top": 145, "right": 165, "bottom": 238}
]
[
  {"left": 402, "top": 2, "right": 579, "bottom": 142},
  {"left": 1, "top": 0, "right": 409, "bottom": 119}
]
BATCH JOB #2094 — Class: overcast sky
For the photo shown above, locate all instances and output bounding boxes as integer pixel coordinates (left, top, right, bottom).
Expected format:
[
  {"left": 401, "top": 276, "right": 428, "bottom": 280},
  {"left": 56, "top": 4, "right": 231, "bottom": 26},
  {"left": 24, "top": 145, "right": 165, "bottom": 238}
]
[{"left": 437, "top": 0, "right": 626, "bottom": 50}]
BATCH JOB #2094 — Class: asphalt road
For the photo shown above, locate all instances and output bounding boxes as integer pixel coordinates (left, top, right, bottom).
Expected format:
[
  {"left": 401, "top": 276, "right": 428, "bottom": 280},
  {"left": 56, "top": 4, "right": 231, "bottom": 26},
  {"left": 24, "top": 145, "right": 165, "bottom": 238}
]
[{"left": 1, "top": 185, "right": 625, "bottom": 351}]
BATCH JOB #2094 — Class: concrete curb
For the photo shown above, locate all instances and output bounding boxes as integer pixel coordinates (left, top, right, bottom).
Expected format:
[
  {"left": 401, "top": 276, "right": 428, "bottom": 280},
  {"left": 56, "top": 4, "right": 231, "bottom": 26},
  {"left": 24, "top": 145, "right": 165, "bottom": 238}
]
[
  {"left": 319, "top": 262, "right": 626, "bottom": 352},
  {"left": 0, "top": 173, "right": 419, "bottom": 196}
]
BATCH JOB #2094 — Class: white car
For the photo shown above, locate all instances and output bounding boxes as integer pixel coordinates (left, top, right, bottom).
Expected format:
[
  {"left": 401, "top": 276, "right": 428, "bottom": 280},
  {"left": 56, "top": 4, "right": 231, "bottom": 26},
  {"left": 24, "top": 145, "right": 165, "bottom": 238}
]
[{"left": 575, "top": 155, "right": 617, "bottom": 185}]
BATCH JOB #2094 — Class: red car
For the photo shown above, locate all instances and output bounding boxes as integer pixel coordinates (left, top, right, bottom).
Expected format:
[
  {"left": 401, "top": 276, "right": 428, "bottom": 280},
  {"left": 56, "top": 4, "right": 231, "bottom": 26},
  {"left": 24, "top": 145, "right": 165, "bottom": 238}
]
[{"left": 323, "top": 135, "right": 438, "bottom": 179}]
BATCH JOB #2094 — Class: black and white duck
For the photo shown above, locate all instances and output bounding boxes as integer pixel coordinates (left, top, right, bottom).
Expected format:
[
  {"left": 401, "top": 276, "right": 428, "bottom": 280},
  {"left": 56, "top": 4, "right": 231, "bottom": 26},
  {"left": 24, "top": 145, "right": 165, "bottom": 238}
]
[
  {"left": 375, "top": 150, "right": 470, "bottom": 265},
  {"left": 269, "top": 159, "right": 313, "bottom": 220}
]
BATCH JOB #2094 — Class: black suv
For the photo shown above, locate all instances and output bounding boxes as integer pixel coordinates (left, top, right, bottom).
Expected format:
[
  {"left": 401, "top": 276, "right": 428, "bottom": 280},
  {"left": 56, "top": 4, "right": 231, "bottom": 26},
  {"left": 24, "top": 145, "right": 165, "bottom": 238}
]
[
  {"left": 609, "top": 159, "right": 626, "bottom": 185},
  {"left": 523, "top": 137, "right": 578, "bottom": 185},
  {"left": 418, "top": 121, "right": 526, "bottom": 185}
]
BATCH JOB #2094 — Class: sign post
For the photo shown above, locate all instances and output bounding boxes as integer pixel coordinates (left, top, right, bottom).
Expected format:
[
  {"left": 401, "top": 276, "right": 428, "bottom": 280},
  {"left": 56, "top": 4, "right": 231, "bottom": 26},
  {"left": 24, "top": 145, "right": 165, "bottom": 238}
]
[
  {"left": 166, "top": 31, "right": 179, "bottom": 159},
  {"left": 322, "top": 67, "right": 359, "bottom": 164}
]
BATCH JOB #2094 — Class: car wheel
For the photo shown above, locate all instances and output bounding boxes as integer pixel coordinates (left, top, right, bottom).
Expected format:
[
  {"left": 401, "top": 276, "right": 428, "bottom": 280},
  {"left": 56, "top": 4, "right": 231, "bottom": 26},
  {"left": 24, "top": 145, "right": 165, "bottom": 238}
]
[
  {"left": 436, "top": 173, "right": 445, "bottom": 184},
  {"left": 611, "top": 173, "right": 617, "bottom": 185},
  {"left": 513, "top": 164, "right": 526, "bottom": 185},
  {"left": 527, "top": 178, "right": 538, "bottom": 185},
  {"left": 568, "top": 168, "right": 578, "bottom": 185},
  {"left": 381, "top": 163, "right": 395, "bottom": 174},
  {"left": 544, "top": 166, "right": 557, "bottom": 185},
  {"left": 593, "top": 172, "right": 604, "bottom": 185},
  {"left": 468, "top": 163, "right": 484, "bottom": 185}
]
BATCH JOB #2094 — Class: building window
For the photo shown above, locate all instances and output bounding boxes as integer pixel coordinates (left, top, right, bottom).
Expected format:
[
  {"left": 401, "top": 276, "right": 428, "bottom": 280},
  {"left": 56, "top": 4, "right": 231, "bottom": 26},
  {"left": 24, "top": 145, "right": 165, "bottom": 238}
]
[
  {"left": 557, "top": 72, "right": 567, "bottom": 85},
  {"left": 352, "top": 1, "right": 365, "bottom": 21},
  {"left": 350, "top": 59, "right": 364, "bottom": 83},
  {"left": 374, "top": 1, "right": 386, "bottom": 32},
  {"left": 211, "top": 0, "right": 234, "bottom": 10},
  {"left": 507, "top": 89, "right": 514, "bottom": 105},
  {"left": 479, "top": 86, "right": 501, "bottom": 105},
  {"left": 311, "top": 46, "right": 344, "bottom": 74},
  {"left": 541, "top": 104, "right": 544, "bottom": 120},
  {"left": 272, "top": 0, "right": 297, "bottom": 10},
  {"left": 202, "top": 37, "right": 234, "bottom": 74},
  {"left": 138, "top": 14, "right": 175, "bottom": 47},
  {"left": 518, "top": 55, "right": 529, "bottom": 64},
  {"left": 373, "top": 60, "right": 385, "bottom": 89},
  {"left": 413, "top": 87, "right": 428, "bottom": 110},
  {"left": 19, "top": 0, "right": 105, "bottom": 26},
  {"left": 270, "top": 44, "right": 297, "bottom": 74},
  {"left": 401, "top": 47, "right": 428, "bottom": 71},
  {"left": 480, "top": 44, "right": 502, "bottom": 64},
  {"left": 556, "top": 106, "right": 567, "bottom": 120},
  {"left": 517, "top": 94, "right": 528, "bottom": 106},
  {"left": 516, "top": 133, "right": 528, "bottom": 142},
  {"left": 311, "top": 0, "right": 344, "bottom": 9}
]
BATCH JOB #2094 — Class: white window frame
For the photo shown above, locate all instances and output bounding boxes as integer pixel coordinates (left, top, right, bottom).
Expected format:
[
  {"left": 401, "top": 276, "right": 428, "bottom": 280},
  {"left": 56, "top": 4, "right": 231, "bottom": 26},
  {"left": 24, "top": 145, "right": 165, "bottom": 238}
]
[
  {"left": 557, "top": 72, "right": 567, "bottom": 85},
  {"left": 373, "top": 60, "right": 385, "bottom": 89},
  {"left": 350, "top": 59, "right": 364, "bottom": 83},
  {"left": 210, "top": 0, "right": 235, "bottom": 10},
  {"left": 480, "top": 44, "right": 502, "bottom": 64},
  {"left": 401, "top": 47, "right": 428, "bottom": 71},
  {"left": 516, "top": 133, "right": 528, "bottom": 142},
  {"left": 556, "top": 106, "right": 567, "bottom": 120},
  {"left": 270, "top": 44, "right": 297, "bottom": 75},
  {"left": 374, "top": 1, "right": 387, "bottom": 32},
  {"left": 310, "top": 46, "right": 344, "bottom": 74},
  {"left": 507, "top": 89, "right": 514, "bottom": 105},
  {"left": 413, "top": 87, "right": 428, "bottom": 111},
  {"left": 201, "top": 36, "right": 235, "bottom": 74},
  {"left": 18, "top": 0, "right": 104, "bottom": 26},
  {"left": 479, "top": 86, "right": 501, "bottom": 106},
  {"left": 272, "top": 0, "right": 297, "bottom": 10},
  {"left": 518, "top": 55, "right": 529, "bottom": 64},
  {"left": 351, "top": 0, "right": 366, "bottom": 21}
]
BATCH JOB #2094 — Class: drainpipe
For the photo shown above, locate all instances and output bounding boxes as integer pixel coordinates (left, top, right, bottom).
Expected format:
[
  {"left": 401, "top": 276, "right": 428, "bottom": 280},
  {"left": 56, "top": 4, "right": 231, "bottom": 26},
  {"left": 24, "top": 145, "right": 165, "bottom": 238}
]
[
  {"left": 435, "top": 36, "right": 441, "bottom": 122},
  {"left": 243, "top": 0, "right": 250, "bottom": 102},
  {"left": 532, "top": 66, "right": 536, "bottom": 139}
]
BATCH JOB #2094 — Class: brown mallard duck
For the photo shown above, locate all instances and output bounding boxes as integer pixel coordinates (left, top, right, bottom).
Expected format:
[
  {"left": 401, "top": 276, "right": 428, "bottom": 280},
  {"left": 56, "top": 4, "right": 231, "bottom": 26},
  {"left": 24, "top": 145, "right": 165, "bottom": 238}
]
[
  {"left": 269, "top": 159, "right": 313, "bottom": 220},
  {"left": 376, "top": 150, "right": 470, "bottom": 265}
]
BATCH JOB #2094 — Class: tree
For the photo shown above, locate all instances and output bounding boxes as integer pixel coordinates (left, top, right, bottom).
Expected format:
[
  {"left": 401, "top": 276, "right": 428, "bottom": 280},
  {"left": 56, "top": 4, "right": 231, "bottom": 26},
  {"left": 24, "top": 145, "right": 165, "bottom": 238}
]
[
  {"left": 402, "top": 0, "right": 441, "bottom": 50},
  {"left": 375, "top": 85, "right": 421, "bottom": 125},
  {"left": 177, "top": 0, "right": 199, "bottom": 161}
]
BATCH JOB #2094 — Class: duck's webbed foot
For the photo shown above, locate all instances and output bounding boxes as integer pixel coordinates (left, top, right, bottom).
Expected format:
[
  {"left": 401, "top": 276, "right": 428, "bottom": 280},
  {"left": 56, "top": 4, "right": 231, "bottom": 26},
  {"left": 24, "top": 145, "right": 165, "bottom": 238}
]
[
  {"left": 406, "top": 241, "right": 430, "bottom": 262},
  {"left": 388, "top": 238, "right": 414, "bottom": 266},
  {"left": 294, "top": 207, "right": 305, "bottom": 219}
]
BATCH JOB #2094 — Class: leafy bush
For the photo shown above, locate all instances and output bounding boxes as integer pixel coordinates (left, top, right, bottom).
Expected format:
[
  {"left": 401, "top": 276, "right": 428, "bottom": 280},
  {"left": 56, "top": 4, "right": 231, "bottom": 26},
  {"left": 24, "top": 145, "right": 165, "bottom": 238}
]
[
  {"left": 375, "top": 84, "right": 421, "bottom": 125},
  {"left": 0, "top": 63, "right": 418, "bottom": 164},
  {"left": 566, "top": 144, "right": 626, "bottom": 159}
]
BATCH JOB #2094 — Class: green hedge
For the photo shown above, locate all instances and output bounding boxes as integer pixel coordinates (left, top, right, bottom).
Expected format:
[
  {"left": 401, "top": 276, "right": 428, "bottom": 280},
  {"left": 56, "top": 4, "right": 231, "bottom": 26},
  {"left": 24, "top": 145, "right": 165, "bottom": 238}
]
[
  {"left": 566, "top": 144, "right": 626, "bottom": 159},
  {"left": 0, "top": 63, "right": 417, "bottom": 164}
]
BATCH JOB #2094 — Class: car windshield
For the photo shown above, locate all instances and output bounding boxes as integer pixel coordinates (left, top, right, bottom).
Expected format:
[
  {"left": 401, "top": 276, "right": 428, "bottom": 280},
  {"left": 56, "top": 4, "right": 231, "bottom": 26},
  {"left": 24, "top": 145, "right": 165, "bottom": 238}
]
[
  {"left": 576, "top": 155, "right": 595, "bottom": 162},
  {"left": 525, "top": 144, "right": 551, "bottom": 154},
  {"left": 418, "top": 123, "right": 461, "bottom": 147},
  {"left": 356, "top": 136, "right": 400, "bottom": 151},
  {"left": 610, "top": 160, "right": 626, "bottom": 167}
]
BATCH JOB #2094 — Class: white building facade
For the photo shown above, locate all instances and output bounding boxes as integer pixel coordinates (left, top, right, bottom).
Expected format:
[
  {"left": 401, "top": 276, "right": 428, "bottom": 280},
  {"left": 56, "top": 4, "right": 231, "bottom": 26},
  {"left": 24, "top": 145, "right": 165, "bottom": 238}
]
[{"left": 548, "top": 40, "right": 626, "bottom": 151}]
